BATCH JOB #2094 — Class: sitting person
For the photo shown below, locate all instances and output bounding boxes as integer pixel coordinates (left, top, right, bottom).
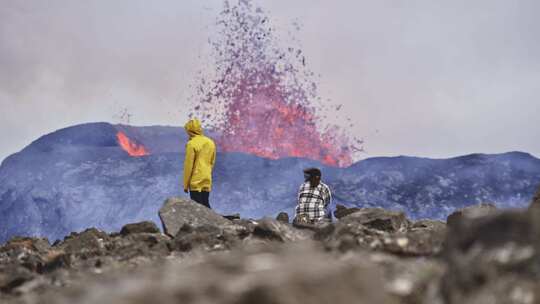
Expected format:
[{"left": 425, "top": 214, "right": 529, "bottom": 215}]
[{"left": 294, "top": 167, "right": 332, "bottom": 225}]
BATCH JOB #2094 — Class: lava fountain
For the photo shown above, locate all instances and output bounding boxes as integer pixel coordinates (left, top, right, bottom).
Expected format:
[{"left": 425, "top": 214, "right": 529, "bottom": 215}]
[
  {"left": 190, "top": 0, "right": 362, "bottom": 167},
  {"left": 116, "top": 131, "right": 149, "bottom": 157}
]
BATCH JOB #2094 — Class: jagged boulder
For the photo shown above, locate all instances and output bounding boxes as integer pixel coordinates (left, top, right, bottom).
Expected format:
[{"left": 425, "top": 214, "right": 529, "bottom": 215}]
[
  {"left": 37, "top": 250, "right": 72, "bottom": 274},
  {"left": 230, "top": 219, "right": 259, "bottom": 234},
  {"left": 159, "top": 198, "right": 234, "bottom": 237},
  {"left": 223, "top": 213, "right": 241, "bottom": 221},
  {"left": 120, "top": 221, "right": 160, "bottom": 236},
  {"left": 405, "top": 220, "right": 447, "bottom": 255},
  {"left": 57, "top": 228, "right": 110, "bottom": 256},
  {"left": 382, "top": 222, "right": 446, "bottom": 256},
  {"left": 171, "top": 217, "right": 311, "bottom": 252},
  {"left": 334, "top": 204, "right": 361, "bottom": 219},
  {"left": 446, "top": 203, "right": 498, "bottom": 229},
  {"left": 370, "top": 252, "right": 445, "bottom": 303},
  {"left": 340, "top": 208, "right": 410, "bottom": 233},
  {"left": 411, "top": 219, "right": 446, "bottom": 231},
  {"left": 528, "top": 184, "right": 540, "bottom": 210},
  {"left": 252, "top": 218, "right": 312, "bottom": 242},
  {"left": 534, "top": 186, "right": 540, "bottom": 205},
  {"left": 0, "top": 264, "right": 35, "bottom": 294},
  {"left": 442, "top": 209, "right": 540, "bottom": 304},
  {"left": 276, "top": 212, "right": 289, "bottom": 223},
  {"left": 109, "top": 233, "right": 171, "bottom": 259},
  {"left": 1, "top": 237, "right": 50, "bottom": 255},
  {"left": 0, "top": 237, "right": 61, "bottom": 273},
  {"left": 171, "top": 224, "right": 242, "bottom": 252},
  {"left": 315, "top": 209, "right": 447, "bottom": 256}
]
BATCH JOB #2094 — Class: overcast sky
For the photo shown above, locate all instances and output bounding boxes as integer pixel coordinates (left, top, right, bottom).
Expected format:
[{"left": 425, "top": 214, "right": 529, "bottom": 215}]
[{"left": 1, "top": 0, "right": 539, "bottom": 162}]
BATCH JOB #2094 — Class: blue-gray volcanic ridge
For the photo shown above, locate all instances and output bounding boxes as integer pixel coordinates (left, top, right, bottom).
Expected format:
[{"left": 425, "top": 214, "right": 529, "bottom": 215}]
[{"left": 1, "top": 122, "right": 539, "bottom": 244}]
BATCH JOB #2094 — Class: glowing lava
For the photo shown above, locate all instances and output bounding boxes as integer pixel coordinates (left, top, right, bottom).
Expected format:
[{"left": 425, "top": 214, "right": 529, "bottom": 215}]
[
  {"left": 116, "top": 132, "right": 149, "bottom": 157},
  {"left": 190, "top": 0, "right": 362, "bottom": 167},
  {"left": 216, "top": 71, "right": 354, "bottom": 167}
]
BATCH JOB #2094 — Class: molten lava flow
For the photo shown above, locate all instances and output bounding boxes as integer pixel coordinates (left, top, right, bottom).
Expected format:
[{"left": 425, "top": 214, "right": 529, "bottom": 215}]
[
  {"left": 116, "top": 132, "right": 149, "bottom": 157},
  {"left": 189, "top": 0, "right": 362, "bottom": 167}
]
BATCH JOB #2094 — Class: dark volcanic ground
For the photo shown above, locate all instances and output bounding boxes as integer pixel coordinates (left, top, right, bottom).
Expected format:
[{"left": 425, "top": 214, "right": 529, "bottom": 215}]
[
  {"left": 2, "top": 196, "right": 540, "bottom": 304},
  {"left": 1, "top": 122, "right": 539, "bottom": 243}
]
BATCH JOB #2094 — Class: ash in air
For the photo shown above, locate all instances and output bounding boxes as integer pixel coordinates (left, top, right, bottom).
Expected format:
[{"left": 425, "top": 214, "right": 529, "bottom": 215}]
[{"left": 189, "top": 0, "right": 362, "bottom": 167}]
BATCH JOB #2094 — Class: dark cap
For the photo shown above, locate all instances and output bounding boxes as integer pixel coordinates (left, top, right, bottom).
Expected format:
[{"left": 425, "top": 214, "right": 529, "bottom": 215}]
[{"left": 303, "top": 167, "right": 322, "bottom": 178}]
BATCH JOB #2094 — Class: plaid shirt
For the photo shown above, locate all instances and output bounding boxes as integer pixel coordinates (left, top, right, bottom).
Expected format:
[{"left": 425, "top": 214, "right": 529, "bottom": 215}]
[{"left": 295, "top": 181, "right": 332, "bottom": 221}]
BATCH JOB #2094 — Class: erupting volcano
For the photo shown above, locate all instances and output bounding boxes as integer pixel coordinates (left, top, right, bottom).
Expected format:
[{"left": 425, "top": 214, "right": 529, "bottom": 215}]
[
  {"left": 190, "top": 0, "right": 362, "bottom": 167},
  {"left": 116, "top": 131, "right": 149, "bottom": 157}
]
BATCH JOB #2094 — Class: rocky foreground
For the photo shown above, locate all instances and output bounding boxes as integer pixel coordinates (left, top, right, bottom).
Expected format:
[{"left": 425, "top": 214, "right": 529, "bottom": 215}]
[{"left": 2, "top": 188, "right": 540, "bottom": 304}]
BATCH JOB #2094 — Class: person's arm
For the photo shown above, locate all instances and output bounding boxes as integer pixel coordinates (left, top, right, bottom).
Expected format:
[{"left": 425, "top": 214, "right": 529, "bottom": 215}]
[
  {"left": 295, "top": 184, "right": 304, "bottom": 218},
  {"left": 324, "top": 186, "right": 333, "bottom": 220},
  {"left": 324, "top": 186, "right": 332, "bottom": 208},
  {"left": 183, "top": 143, "right": 196, "bottom": 192},
  {"left": 210, "top": 142, "right": 216, "bottom": 169},
  {"left": 297, "top": 184, "right": 304, "bottom": 203}
]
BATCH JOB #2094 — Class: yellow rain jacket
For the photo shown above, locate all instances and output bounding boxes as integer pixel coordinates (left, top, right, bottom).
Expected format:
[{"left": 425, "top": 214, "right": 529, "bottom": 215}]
[{"left": 183, "top": 119, "right": 216, "bottom": 192}]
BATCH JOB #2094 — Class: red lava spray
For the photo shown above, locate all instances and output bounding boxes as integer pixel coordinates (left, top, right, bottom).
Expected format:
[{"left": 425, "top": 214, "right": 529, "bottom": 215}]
[{"left": 190, "top": 0, "right": 362, "bottom": 167}]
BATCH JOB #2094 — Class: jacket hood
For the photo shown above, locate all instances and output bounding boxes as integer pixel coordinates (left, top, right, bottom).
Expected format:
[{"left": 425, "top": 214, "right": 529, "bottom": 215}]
[{"left": 184, "top": 119, "right": 204, "bottom": 137}]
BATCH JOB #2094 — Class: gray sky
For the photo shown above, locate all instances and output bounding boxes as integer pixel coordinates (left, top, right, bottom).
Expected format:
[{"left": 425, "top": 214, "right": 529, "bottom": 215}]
[{"left": 1, "top": 0, "right": 539, "bottom": 162}]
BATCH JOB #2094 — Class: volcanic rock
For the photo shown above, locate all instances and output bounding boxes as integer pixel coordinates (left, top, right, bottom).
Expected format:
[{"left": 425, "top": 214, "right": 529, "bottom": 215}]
[
  {"left": 442, "top": 209, "right": 540, "bottom": 304},
  {"left": 316, "top": 209, "right": 446, "bottom": 256},
  {"left": 340, "top": 208, "right": 410, "bottom": 233},
  {"left": 411, "top": 219, "right": 446, "bottom": 231},
  {"left": 159, "top": 198, "right": 234, "bottom": 237},
  {"left": 446, "top": 203, "right": 498, "bottom": 229},
  {"left": 108, "top": 232, "right": 171, "bottom": 260},
  {"left": 276, "top": 212, "right": 289, "bottom": 223},
  {"left": 120, "top": 221, "right": 160, "bottom": 236},
  {"left": 370, "top": 252, "right": 445, "bottom": 303},
  {"left": 397, "top": 220, "right": 447, "bottom": 255},
  {"left": 0, "top": 237, "right": 56, "bottom": 273},
  {"left": 39, "top": 243, "right": 399, "bottom": 304},
  {"left": 383, "top": 229, "right": 446, "bottom": 256},
  {"left": 223, "top": 213, "right": 241, "bottom": 221},
  {"left": 58, "top": 228, "right": 110, "bottom": 256},
  {"left": 334, "top": 204, "right": 361, "bottom": 219},
  {"left": 171, "top": 223, "right": 243, "bottom": 252},
  {"left": 251, "top": 218, "right": 312, "bottom": 242},
  {"left": 229, "top": 219, "right": 259, "bottom": 234},
  {"left": 37, "top": 250, "right": 72, "bottom": 273},
  {"left": 534, "top": 185, "right": 540, "bottom": 204},
  {"left": 528, "top": 183, "right": 540, "bottom": 210},
  {"left": 1, "top": 237, "right": 50, "bottom": 255},
  {"left": 0, "top": 264, "right": 35, "bottom": 294},
  {"left": 290, "top": 217, "right": 333, "bottom": 232},
  {"left": 7, "top": 196, "right": 540, "bottom": 304}
]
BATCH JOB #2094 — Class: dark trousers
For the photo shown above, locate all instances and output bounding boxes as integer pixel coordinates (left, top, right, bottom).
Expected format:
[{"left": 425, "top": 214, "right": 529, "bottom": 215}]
[{"left": 190, "top": 191, "right": 211, "bottom": 209}]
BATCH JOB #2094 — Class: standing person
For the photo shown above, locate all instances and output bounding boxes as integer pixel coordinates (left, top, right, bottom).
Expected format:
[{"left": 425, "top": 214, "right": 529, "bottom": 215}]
[
  {"left": 183, "top": 119, "right": 216, "bottom": 208},
  {"left": 294, "top": 167, "right": 332, "bottom": 225}
]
